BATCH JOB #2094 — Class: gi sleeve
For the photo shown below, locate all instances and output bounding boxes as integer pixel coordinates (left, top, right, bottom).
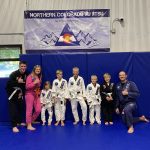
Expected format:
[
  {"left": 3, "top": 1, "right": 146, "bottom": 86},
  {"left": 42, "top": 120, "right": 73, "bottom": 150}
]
[
  {"left": 86, "top": 85, "right": 91, "bottom": 103},
  {"left": 64, "top": 80, "right": 69, "bottom": 99},
  {"left": 128, "top": 82, "right": 140, "bottom": 99},
  {"left": 40, "top": 90, "right": 45, "bottom": 104},
  {"left": 115, "top": 86, "right": 120, "bottom": 108},
  {"left": 100, "top": 85, "right": 106, "bottom": 101},
  {"left": 52, "top": 80, "right": 57, "bottom": 97},
  {"left": 26, "top": 75, "right": 36, "bottom": 90},
  {"left": 81, "top": 78, "right": 86, "bottom": 97},
  {"left": 7, "top": 72, "right": 19, "bottom": 88},
  {"left": 111, "top": 84, "right": 116, "bottom": 100}
]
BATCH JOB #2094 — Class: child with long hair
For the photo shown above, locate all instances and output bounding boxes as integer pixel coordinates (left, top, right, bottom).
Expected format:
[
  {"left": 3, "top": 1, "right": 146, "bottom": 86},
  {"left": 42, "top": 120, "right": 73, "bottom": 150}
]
[{"left": 40, "top": 81, "right": 54, "bottom": 126}]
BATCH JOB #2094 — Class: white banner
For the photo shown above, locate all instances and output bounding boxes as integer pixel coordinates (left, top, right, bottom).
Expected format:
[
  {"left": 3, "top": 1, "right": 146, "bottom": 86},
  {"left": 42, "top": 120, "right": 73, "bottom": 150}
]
[{"left": 24, "top": 9, "right": 110, "bottom": 51}]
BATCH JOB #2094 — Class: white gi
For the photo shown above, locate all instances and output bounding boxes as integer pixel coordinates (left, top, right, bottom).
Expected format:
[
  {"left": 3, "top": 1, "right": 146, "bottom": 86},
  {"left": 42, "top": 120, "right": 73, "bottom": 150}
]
[
  {"left": 52, "top": 78, "right": 68, "bottom": 121},
  {"left": 40, "top": 89, "right": 53, "bottom": 124},
  {"left": 68, "top": 76, "right": 87, "bottom": 122},
  {"left": 86, "top": 83, "right": 101, "bottom": 124}
]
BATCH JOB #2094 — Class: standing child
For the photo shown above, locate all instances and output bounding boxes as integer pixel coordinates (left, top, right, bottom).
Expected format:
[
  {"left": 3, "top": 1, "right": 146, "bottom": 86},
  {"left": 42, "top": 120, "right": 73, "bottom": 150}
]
[
  {"left": 86, "top": 75, "right": 101, "bottom": 125},
  {"left": 52, "top": 70, "right": 68, "bottom": 126},
  {"left": 100, "top": 73, "right": 115, "bottom": 125},
  {"left": 40, "top": 81, "right": 53, "bottom": 126},
  {"left": 68, "top": 67, "right": 87, "bottom": 125}
]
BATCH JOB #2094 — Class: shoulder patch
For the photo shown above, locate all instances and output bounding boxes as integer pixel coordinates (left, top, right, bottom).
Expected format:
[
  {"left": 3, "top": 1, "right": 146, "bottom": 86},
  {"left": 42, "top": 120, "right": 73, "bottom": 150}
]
[
  {"left": 70, "top": 82, "right": 74, "bottom": 85},
  {"left": 88, "top": 86, "right": 92, "bottom": 90},
  {"left": 55, "top": 82, "right": 58, "bottom": 86}
]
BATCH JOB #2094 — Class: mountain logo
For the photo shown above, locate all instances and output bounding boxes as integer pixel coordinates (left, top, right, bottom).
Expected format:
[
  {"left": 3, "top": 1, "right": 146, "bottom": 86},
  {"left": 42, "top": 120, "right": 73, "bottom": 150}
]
[
  {"left": 40, "top": 24, "right": 99, "bottom": 48},
  {"left": 55, "top": 24, "right": 80, "bottom": 46}
]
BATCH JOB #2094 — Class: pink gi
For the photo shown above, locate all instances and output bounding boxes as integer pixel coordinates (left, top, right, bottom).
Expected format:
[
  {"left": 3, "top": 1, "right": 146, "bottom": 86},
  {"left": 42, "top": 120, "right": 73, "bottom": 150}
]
[{"left": 25, "top": 74, "right": 41, "bottom": 124}]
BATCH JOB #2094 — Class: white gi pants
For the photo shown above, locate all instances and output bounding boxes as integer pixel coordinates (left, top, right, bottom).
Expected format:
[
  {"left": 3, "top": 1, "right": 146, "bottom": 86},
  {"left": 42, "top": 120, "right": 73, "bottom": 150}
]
[
  {"left": 71, "top": 98, "right": 87, "bottom": 122},
  {"left": 89, "top": 105, "right": 101, "bottom": 123},
  {"left": 41, "top": 103, "right": 53, "bottom": 123},
  {"left": 54, "top": 99, "right": 66, "bottom": 121}
]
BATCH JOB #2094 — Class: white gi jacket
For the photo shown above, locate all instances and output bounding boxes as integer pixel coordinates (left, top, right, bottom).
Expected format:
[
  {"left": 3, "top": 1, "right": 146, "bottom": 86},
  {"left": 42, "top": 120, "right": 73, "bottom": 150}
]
[
  {"left": 40, "top": 89, "right": 53, "bottom": 106},
  {"left": 52, "top": 78, "right": 68, "bottom": 100},
  {"left": 68, "top": 76, "right": 86, "bottom": 100},
  {"left": 86, "top": 83, "right": 101, "bottom": 107}
]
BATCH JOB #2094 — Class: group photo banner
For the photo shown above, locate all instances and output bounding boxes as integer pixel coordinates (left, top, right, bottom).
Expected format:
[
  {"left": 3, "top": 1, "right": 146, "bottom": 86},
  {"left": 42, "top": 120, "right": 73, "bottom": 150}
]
[{"left": 24, "top": 9, "right": 110, "bottom": 51}]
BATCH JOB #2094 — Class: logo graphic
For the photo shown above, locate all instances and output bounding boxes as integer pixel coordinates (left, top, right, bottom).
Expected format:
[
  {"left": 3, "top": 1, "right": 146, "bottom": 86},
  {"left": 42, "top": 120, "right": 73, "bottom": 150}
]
[
  {"left": 41, "top": 24, "right": 99, "bottom": 48},
  {"left": 55, "top": 24, "right": 80, "bottom": 46}
]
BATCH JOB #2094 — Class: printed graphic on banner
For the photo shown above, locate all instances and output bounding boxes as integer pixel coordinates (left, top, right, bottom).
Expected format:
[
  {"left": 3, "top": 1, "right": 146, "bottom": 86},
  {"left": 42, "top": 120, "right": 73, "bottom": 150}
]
[{"left": 24, "top": 9, "right": 110, "bottom": 50}]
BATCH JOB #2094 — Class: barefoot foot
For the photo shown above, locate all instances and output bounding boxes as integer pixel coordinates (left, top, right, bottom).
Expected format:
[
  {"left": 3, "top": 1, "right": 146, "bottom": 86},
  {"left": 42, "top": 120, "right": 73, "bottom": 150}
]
[
  {"left": 55, "top": 121, "right": 60, "bottom": 126},
  {"left": 73, "top": 121, "right": 79, "bottom": 125},
  {"left": 83, "top": 121, "right": 86, "bottom": 126},
  {"left": 12, "top": 127, "right": 19, "bottom": 133},
  {"left": 139, "top": 115, "right": 149, "bottom": 122},
  {"left": 105, "top": 122, "right": 109, "bottom": 125},
  {"left": 61, "top": 121, "right": 65, "bottom": 126},
  {"left": 128, "top": 126, "right": 134, "bottom": 134}
]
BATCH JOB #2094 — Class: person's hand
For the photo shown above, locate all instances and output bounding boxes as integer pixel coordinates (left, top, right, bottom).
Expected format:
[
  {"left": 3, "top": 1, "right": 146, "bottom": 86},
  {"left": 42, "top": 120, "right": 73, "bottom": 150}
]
[
  {"left": 18, "top": 77, "right": 24, "bottom": 83},
  {"left": 34, "top": 78, "right": 40, "bottom": 85},
  {"left": 122, "top": 89, "right": 128, "bottom": 95},
  {"left": 116, "top": 108, "right": 120, "bottom": 114},
  {"left": 109, "top": 96, "right": 113, "bottom": 101},
  {"left": 18, "top": 93, "right": 22, "bottom": 99},
  {"left": 106, "top": 96, "right": 111, "bottom": 101}
]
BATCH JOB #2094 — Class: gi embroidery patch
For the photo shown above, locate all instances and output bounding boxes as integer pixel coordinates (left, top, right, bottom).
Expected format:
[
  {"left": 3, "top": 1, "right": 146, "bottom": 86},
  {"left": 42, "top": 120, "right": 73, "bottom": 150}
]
[
  {"left": 77, "top": 79, "right": 81, "bottom": 86},
  {"left": 117, "top": 85, "right": 120, "bottom": 89},
  {"left": 55, "top": 82, "right": 58, "bottom": 86},
  {"left": 110, "top": 83, "right": 114, "bottom": 90},
  {"left": 60, "top": 81, "right": 65, "bottom": 89},
  {"left": 103, "top": 85, "right": 106, "bottom": 89},
  {"left": 46, "top": 91, "right": 51, "bottom": 99},
  {"left": 70, "top": 82, "right": 74, "bottom": 85},
  {"left": 88, "top": 87, "right": 92, "bottom": 90},
  {"left": 42, "top": 93, "right": 45, "bottom": 97}
]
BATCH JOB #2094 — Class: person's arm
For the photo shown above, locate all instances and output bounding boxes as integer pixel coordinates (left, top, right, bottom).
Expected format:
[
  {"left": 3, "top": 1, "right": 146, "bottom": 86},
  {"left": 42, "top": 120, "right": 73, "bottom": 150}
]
[
  {"left": 114, "top": 84, "right": 120, "bottom": 108},
  {"left": 98, "top": 85, "right": 102, "bottom": 102},
  {"left": 86, "top": 85, "right": 91, "bottom": 103},
  {"left": 100, "top": 85, "right": 106, "bottom": 100},
  {"left": 81, "top": 78, "right": 86, "bottom": 98},
  {"left": 68, "top": 78, "right": 72, "bottom": 92},
  {"left": 128, "top": 82, "right": 140, "bottom": 99},
  {"left": 25, "top": 75, "right": 36, "bottom": 90},
  {"left": 40, "top": 90, "right": 44, "bottom": 104},
  {"left": 111, "top": 83, "right": 116, "bottom": 100},
  {"left": 8, "top": 72, "right": 19, "bottom": 87},
  {"left": 52, "top": 80, "right": 56, "bottom": 98},
  {"left": 64, "top": 80, "right": 69, "bottom": 99}
]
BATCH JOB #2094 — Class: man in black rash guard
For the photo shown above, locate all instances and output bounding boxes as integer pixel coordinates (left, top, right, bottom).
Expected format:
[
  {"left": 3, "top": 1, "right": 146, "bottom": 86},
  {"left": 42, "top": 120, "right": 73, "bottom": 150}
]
[{"left": 6, "top": 61, "right": 28, "bottom": 133}]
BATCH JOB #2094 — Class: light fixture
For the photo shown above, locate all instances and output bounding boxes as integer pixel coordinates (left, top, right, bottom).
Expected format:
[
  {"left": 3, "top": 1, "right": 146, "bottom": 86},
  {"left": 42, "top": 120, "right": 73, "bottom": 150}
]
[{"left": 111, "top": 18, "right": 124, "bottom": 34}]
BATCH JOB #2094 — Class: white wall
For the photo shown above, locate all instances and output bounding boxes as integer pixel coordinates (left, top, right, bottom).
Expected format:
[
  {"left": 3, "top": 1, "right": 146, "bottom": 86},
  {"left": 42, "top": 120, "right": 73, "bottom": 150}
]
[{"left": 0, "top": 0, "right": 150, "bottom": 53}]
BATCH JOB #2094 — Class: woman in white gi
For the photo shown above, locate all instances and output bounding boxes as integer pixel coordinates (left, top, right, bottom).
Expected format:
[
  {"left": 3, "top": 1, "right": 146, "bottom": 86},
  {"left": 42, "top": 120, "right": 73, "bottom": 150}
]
[
  {"left": 40, "top": 81, "right": 53, "bottom": 126},
  {"left": 86, "top": 75, "right": 101, "bottom": 125},
  {"left": 68, "top": 67, "right": 87, "bottom": 125},
  {"left": 52, "top": 70, "right": 68, "bottom": 126}
]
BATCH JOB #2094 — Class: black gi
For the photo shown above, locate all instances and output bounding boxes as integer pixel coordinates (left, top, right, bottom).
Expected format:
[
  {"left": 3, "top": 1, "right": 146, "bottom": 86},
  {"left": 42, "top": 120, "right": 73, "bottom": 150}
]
[
  {"left": 100, "top": 82, "right": 115, "bottom": 122},
  {"left": 6, "top": 69, "right": 28, "bottom": 127}
]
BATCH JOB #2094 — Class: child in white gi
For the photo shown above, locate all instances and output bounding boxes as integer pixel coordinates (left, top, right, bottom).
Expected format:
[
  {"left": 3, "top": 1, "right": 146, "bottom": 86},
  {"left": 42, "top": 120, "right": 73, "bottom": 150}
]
[
  {"left": 40, "top": 81, "right": 53, "bottom": 126},
  {"left": 86, "top": 75, "right": 101, "bottom": 125},
  {"left": 52, "top": 70, "right": 68, "bottom": 126},
  {"left": 68, "top": 67, "right": 87, "bottom": 125}
]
